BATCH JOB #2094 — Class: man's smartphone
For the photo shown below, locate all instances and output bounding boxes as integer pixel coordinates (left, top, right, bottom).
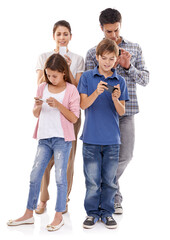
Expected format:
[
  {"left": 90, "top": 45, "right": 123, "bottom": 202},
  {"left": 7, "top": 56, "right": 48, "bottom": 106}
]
[
  {"left": 119, "top": 49, "right": 121, "bottom": 56},
  {"left": 102, "top": 84, "right": 118, "bottom": 93},
  {"left": 59, "top": 46, "right": 67, "bottom": 56}
]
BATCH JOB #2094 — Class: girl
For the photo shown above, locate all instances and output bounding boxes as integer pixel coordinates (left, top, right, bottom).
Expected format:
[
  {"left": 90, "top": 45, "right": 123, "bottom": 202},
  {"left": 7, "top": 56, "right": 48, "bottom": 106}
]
[
  {"left": 7, "top": 54, "right": 80, "bottom": 231},
  {"left": 35, "top": 20, "right": 84, "bottom": 214}
]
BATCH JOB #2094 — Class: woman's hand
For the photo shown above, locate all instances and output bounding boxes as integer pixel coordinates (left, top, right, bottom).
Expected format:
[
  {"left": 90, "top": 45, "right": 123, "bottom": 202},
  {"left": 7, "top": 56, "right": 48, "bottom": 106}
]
[{"left": 64, "top": 55, "right": 72, "bottom": 67}]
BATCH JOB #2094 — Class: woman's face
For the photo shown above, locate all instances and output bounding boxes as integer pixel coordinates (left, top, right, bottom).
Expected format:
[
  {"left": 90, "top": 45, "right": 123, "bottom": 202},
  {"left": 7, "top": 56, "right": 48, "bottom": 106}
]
[{"left": 53, "top": 26, "right": 72, "bottom": 47}]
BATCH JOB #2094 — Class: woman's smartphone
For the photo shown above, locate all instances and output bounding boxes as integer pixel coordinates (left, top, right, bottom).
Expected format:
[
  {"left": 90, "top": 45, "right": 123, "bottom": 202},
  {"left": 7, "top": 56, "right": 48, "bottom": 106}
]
[{"left": 59, "top": 46, "right": 67, "bottom": 56}]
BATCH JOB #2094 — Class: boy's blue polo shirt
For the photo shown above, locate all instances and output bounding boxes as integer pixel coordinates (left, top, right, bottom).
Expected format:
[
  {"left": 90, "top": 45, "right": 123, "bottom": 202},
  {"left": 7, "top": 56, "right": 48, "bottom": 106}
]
[{"left": 77, "top": 66, "right": 129, "bottom": 145}]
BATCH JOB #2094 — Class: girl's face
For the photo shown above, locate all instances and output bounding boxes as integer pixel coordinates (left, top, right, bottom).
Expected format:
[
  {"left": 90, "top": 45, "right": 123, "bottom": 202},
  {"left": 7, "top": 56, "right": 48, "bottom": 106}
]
[
  {"left": 45, "top": 68, "right": 65, "bottom": 86},
  {"left": 53, "top": 26, "right": 72, "bottom": 47}
]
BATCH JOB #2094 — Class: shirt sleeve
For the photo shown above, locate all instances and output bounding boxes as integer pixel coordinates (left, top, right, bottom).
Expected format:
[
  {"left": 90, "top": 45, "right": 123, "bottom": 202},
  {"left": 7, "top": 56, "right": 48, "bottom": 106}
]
[
  {"left": 77, "top": 73, "right": 88, "bottom": 95},
  {"left": 124, "top": 44, "right": 149, "bottom": 87},
  {"left": 36, "top": 54, "right": 44, "bottom": 71},
  {"left": 85, "top": 48, "right": 98, "bottom": 71},
  {"left": 119, "top": 77, "right": 130, "bottom": 102},
  {"left": 69, "top": 86, "right": 80, "bottom": 118}
]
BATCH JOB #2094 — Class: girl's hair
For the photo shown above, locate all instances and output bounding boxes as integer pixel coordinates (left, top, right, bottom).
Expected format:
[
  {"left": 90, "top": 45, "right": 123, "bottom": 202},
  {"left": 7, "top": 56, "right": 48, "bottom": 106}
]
[
  {"left": 44, "top": 54, "right": 71, "bottom": 84},
  {"left": 99, "top": 8, "right": 122, "bottom": 26},
  {"left": 53, "top": 20, "right": 72, "bottom": 35},
  {"left": 96, "top": 38, "right": 119, "bottom": 57}
]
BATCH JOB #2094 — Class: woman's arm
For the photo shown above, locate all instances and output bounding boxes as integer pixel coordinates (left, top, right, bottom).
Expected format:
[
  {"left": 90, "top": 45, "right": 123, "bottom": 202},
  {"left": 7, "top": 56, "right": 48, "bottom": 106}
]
[{"left": 37, "top": 70, "right": 44, "bottom": 85}]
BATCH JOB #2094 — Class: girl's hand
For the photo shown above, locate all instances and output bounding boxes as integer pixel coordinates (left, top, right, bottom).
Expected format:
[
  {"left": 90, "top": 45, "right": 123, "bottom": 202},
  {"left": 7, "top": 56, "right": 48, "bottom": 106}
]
[
  {"left": 96, "top": 81, "right": 108, "bottom": 95},
  {"left": 34, "top": 97, "right": 43, "bottom": 107},
  {"left": 46, "top": 97, "right": 58, "bottom": 108},
  {"left": 64, "top": 55, "right": 72, "bottom": 67},
  {"left": 112, "top": 84, "right": 121, "bottom": 101}
]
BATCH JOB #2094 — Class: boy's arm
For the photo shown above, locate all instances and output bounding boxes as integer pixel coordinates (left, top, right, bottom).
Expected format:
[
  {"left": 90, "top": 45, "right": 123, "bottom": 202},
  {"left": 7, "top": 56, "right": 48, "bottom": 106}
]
[
  {"left": 80, "top": 81, "right": 108, "bottom": 110},
  {"left": 112, "top": 84, "right": 125, "bottom": 116}
]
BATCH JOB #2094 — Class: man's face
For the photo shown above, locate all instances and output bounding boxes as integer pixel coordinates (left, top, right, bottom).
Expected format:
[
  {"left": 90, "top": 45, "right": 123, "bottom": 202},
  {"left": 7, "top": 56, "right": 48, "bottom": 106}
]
[{"left": 101, "top": 22, "right": 121, "bottom": 44}]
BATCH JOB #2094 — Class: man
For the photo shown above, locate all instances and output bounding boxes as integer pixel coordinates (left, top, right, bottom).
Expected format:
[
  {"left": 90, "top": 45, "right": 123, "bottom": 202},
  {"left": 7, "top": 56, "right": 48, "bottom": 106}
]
[{"left": 85, "top": 8, "right": 149, "bottom": 214}]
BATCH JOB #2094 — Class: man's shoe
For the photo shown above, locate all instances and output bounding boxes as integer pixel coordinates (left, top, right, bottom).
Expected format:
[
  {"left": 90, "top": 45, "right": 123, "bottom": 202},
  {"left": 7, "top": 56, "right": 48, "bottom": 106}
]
[
  {"left": 83, "top": 216, "right": 98, "bottom": 229},
  {"left": 114, "top": 203, "right": 123, "bottom": 214},
  {"left": 101, "top": 216, "right": 117, "bottom": 229}
]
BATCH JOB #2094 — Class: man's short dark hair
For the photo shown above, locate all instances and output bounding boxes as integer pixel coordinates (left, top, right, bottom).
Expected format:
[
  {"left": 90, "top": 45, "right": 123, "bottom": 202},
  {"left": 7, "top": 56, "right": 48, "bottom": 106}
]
[{"left": 99, "top": 8, "right": 122, "bottom": 26}]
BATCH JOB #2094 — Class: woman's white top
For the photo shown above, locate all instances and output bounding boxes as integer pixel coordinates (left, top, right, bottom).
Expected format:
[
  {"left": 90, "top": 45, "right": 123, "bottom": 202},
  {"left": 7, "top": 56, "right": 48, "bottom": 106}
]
[{"left": 36, "top": 50, "right": 84, "bottom": 78}]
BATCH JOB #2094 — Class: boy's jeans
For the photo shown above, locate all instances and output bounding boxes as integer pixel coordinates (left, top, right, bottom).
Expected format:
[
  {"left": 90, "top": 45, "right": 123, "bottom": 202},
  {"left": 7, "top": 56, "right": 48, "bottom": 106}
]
[
  {"left": 83, "top": 143, "right": 120, "bottom": 218},
  {"left": 27, "top": 137, "right": 72, "bottom": 212}
]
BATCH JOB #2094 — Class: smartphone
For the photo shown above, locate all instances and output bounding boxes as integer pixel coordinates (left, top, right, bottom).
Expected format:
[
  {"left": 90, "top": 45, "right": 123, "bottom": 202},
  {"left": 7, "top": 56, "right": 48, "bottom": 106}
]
[
  {"left": 119, "top": 49, "right": 121, "bottom": 56},
  {"left": 59, "top": 46, "right": 67, "bottom": 56},
  {"left": 102, "top": 84, "right": 118, "bottom": 93}
]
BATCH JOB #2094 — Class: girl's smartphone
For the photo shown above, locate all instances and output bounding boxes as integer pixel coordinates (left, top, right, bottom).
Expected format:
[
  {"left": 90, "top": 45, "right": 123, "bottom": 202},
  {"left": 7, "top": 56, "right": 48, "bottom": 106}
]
[{"left": 59, "top": 46, "right": 67, "bottom": 56}]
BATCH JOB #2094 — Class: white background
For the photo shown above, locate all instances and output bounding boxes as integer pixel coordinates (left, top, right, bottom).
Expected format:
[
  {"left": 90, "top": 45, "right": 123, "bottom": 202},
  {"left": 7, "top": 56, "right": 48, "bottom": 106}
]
[{"left": 0, "top": 0, "right": 170, "bottom": 239}]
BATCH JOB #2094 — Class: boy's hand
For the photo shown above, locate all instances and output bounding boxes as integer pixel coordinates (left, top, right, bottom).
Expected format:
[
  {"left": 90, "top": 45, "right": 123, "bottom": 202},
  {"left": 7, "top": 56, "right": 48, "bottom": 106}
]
[
  {"left": 112, "top": 84, "right": 121, "bottom": 101},
  {"left": 34, "top": 97, "right": 43, "bottom": 107},
  {"left": 96, "top": 81, "right": 108, "bottom": 95},
  {"left": 46, "top": 97, "right": 58, "bottom": 108}
]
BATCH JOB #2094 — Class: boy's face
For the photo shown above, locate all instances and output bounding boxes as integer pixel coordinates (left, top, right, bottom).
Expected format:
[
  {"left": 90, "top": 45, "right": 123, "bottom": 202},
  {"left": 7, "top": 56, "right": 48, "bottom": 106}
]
[
  {"left": 96, "top": 51, "right": 117, "bottom": 73},
  {"left": 101, "top": 22, "right": 121, "bottom": 44}
]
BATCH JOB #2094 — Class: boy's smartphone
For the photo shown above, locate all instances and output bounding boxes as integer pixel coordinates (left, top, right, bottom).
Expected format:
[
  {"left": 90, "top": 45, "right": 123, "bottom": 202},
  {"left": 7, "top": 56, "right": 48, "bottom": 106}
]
[
  {"left": 102, "top": 84, "right": 118, "bottom": 93},
  {"left": 119, "top": 49, "right": 121, "bottom": 56},
  {"left": 59, "top": 46, "right": 67, "bottom": 56}
]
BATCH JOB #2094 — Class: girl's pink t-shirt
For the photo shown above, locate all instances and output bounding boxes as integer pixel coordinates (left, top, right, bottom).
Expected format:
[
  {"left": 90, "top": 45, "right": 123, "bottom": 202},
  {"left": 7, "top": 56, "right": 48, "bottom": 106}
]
[{"left": 33, "top": 82, "right": 80, "bottom": 141}]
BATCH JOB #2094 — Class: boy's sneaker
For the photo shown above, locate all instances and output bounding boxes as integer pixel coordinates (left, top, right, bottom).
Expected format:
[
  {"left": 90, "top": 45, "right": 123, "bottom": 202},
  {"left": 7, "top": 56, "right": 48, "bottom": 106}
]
[
  {"left": 114, "top": 203, "right": 123, "bottom": 214},
  {"left": 83, "top": 216, "right": 98, "bottom": 229},
  {"left": 101, "top": 216, "right": 117, "bottom": 229}
]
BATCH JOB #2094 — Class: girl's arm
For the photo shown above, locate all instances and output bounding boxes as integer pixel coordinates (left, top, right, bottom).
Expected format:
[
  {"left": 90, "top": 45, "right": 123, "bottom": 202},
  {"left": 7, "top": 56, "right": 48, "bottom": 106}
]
[
  {"left": 33, "top": 98, "right": 43, "bottom": 118},
  {"left": 80, "top": 81, "right": 108, "bottom": 110},
  {"left": 46, "top": 98, "right": 78, "bottom": 124}
]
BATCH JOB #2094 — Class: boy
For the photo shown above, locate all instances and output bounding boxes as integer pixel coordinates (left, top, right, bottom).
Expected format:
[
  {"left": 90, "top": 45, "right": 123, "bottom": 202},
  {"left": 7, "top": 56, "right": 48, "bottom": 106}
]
[
  {"left": 77, "top": 39, "right": 129, "bottom": 229},
  {"left": 85, "top": 8, "right": 149, "bottom": 214}
]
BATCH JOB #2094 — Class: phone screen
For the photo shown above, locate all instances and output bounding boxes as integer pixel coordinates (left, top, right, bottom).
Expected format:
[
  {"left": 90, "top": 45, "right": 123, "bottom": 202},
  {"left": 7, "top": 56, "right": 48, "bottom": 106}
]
[{"left": 59, "top": 46, "right": 67, "bottom": 56}]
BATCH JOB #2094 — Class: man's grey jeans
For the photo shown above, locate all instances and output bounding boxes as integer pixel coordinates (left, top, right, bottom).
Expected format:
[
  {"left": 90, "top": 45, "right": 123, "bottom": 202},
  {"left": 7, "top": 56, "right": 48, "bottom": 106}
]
[{"left": 115, "top": 115, "right": 135, "bottom": 204}]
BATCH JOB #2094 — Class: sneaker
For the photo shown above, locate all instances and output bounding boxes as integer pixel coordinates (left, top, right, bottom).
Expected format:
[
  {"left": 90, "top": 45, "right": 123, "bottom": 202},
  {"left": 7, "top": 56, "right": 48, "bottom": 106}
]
[
  {"left": 101, "top": 216, "right": 117, "bottom": 229},
  {"left": 114, "top": 203, "right": 123, "bottom": 214},
  {"left": 83, "top": 216, "right": 98, "bottom": 229}
]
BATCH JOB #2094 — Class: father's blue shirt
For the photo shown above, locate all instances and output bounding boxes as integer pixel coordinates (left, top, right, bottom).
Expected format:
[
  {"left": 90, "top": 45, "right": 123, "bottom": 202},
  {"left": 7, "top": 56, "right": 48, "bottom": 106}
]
[{"left": 77, "top": 66, "right": 129, "bottom": 145}]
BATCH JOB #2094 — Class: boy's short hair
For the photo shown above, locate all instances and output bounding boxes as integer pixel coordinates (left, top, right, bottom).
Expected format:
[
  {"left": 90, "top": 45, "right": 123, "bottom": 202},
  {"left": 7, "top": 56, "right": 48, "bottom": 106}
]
[
  {"left": 96, "top": 39, "right": 119, "bottom": 57},
  {"left": 99, "top": 8, "right": 122, "bottom": 26},
  {"left": 53, "top": 20, "right": 72, "bottom": 35}
]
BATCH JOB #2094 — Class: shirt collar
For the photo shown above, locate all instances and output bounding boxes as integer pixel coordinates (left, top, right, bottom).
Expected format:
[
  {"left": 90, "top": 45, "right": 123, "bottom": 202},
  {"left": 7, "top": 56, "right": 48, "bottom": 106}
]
[
  {"left": 119, "top": 36, "right": 128, "bottom": 45},
  {"left": 92, "top": 66, "right": 119, "bottom": 80}
]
